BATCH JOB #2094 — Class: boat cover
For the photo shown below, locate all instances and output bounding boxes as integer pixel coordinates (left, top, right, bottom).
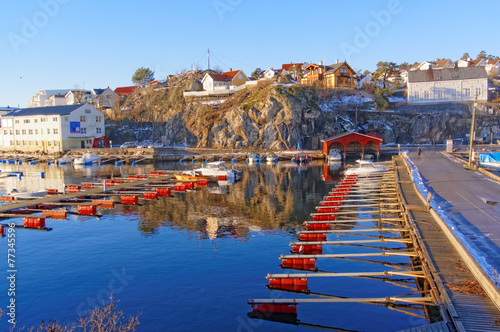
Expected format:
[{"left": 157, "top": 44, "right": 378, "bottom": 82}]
[{"left": 478, "top": 152, "right": 500, "bottom": 164}]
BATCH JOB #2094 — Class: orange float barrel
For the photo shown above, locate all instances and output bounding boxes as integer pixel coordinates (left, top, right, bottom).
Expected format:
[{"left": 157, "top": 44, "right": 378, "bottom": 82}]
[
  {"left": 143, "top": 192, "right": 158, "bottom": 200},
  {"left": 23, "top": 217, "right": 45, "bottom": 228},
  {"left": 77, "top": 205, "right": 97, "bottom": 215},
  {"left": 121, "top": 195, "right": 139, "bottom": 205},
  {"left": 267, "top": 277, "right": 308, "bottom": 292},
  {"left": 41, "top": 210, "right": 67, "bottom": 219},
  {"left": 156, "top": 188, "right": 171, "bottom": 196}
]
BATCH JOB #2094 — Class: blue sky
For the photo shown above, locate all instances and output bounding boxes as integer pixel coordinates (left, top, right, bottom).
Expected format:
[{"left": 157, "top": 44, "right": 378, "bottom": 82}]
[{"left": 1, "top": 0, "right": 498, "bottom": 107}]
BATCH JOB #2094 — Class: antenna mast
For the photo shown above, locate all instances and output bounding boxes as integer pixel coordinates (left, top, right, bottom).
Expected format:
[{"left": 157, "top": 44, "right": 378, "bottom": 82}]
[{"left": 208, "top": 48, "right": 210, "bottom": 70}]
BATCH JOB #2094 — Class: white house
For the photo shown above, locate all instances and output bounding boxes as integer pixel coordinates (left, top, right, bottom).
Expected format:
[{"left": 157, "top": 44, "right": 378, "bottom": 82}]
[
  {"left": 65, "top": 90, "right": 92, "bottom": 105},
  {"left": 411, "top": 59, "right": 453, "bottom": 71},
  {"left": 91, "top": 88, "right": 118, "bottom": 108},
  {"left": 28, "top": 89, "right": 72, "bottom": 108},
  {"left": 486, "top": 59, "right": 500, "bottom": 76},
  {"left": 260, "top": 68, "right": 278, "bottom": 80},
  {"left": 407, "top": 67, "right": 489, "bottom": 104},
  {"left": 0, "top": 104, "right": 106, "bottom": 153}
]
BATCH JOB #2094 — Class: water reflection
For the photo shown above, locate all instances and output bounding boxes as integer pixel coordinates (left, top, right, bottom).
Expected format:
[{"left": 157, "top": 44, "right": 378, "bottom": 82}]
[{"left": 134, "top": 162, "right": 342, "bottom": 238}]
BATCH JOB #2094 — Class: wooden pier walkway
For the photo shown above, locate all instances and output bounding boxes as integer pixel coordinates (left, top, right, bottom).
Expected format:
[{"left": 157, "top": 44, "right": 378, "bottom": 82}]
[{"left": 394, "top": 154, "right": 500, "bottom": 331}]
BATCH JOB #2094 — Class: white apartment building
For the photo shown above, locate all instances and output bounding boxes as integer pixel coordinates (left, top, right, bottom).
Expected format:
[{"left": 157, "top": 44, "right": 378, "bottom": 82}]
[
  {"left": 28, "top": 89, "right": 72, "bottom": 107},
  {"left": 407, "top": 67, "right": 488, "bottom": 104},
  {"left": 0, "top": 104, "right": 105, "bottom": 153}
]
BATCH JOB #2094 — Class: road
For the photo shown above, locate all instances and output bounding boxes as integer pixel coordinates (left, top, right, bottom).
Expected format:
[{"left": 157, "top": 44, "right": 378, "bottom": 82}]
[{"left": 410, "top": 148, "right": 500, "bottom": 273}]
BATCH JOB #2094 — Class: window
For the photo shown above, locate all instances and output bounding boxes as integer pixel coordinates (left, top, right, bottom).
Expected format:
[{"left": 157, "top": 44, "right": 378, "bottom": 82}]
[
  {"left": 15, "top": 120, "right": 19, "bottom": 124},
  {"left": 64, "top": 116, "right": 68, "bottom": 121},
  {"left": 53, "top": 128, "right": 58, "bottom": 134},
  {"left": 96, "top": 116, "right": 102, "bottom": 122},
  {"left": 53, "top": 117, "right": 58, "bottom": 121},
  {"left": 414, "top": 91, "right": 420, "bottom": 99},
  {"left": 16, "top": 130, "right": 20, "bottom": 135},
  {"left": 22, "top": 129, "right": 26, "bottom": 135},
  {"left": 80, "top": 116, "right": 86, "bottom": 122},
  {"left": 9, "top": 130, "right": 12, "bottom": 135},
  {"left": 437, "top": 89, "right": 443, "bottom": 98},
  {"left": 41, "top": 118, "right": 48, "bottom": 122},
  {"left": 28, "top": 129, "right": 33, "bottom": 135},
  {"left": 34, "top": 119, "right": 38, "bottom": 123},
  {"left": 476, "top": 87, "right": 481, "bottom": 97},
  {"left": 24, "top": 119, "right": 30, "bottom": 124},
  {"left": 337, "top": 77, "right": 341, "bottom": 84},
  {"left": 54, "top": 140, "right": 58, "bottom": 146},
  {"left": 451, "top": 89, "right": 457, "bottom": 98},
  {"left": 436, "top": 76, "right": 442, "bottom": 80},
  {"left": 35, "top": 129, "right": 38, "bottom": 134},
  {"left": 85, "top": 109, "right": 91, "bottom": 114},
  {"left": 48, "top": 141, "right": 51, "bottom": 147},
  {"left": 81, "top": 127, "right": 87, "bottom": 134},
  {"left": 464, "top": 88, "right": 471, "bottom": 97},
  {"left": 342, "top": 68, "right": 347, "bottom": 73},
  {"left": 47, "top": 129, "right": 50, "bottom": 134},
  {"left": 3, "top": 130, "right": 7, "bottom": 135},
  {"left": 348, "top": 77, "right": 351, "bottom": 84},
  {"left": 424, "top": 91, "right": 430, "bottom": 99},
  {"left": 97, "top": 128, "right": 102, "bottom": 134}
]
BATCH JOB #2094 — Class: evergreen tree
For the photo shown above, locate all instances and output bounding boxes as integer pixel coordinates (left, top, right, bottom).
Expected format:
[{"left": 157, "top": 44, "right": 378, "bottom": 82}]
[
  {"left": 132, "top": 67, "right": 155, "bottom": 87},
  {"left": 460, "top": 52, "right": 470, "bottom": 60},
  {"left": 251, "top": 68, "right": 262, "bottom": 80}
]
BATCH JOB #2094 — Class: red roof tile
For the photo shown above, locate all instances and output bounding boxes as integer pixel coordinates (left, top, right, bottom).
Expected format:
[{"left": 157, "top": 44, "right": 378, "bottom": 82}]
[
  {"left": 207, "top": 73, "right": 231, "bottom": 82},
  {"left": 282, "top": 63, "right": 304, "bottom": 71},
  {"left": 114, "top": 86, "right": 138, "bottom": 96},
  {"left": 222, "top": 70, "right": 240, "bottom": 78}
]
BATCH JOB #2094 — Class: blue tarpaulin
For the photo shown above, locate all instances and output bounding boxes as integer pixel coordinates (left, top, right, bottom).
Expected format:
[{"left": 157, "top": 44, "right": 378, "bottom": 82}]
[{"left": 478, "top": 152, "right": 500, "bottom": 164}]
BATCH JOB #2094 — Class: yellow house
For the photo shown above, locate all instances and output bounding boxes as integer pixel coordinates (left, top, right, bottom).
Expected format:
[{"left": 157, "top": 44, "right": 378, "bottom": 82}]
[{"left": 301, "top": 61, "right": 357, "bottom": 89}]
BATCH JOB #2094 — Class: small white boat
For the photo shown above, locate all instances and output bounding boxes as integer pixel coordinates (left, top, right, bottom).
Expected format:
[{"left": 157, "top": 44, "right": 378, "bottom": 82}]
[
  {"left": 55, "top": 155, "right": 73, "bottom": 165},
  {"left": 344, "top": 160, "right": 388, "bottom": 176},
  {"left": 247, "top": 155, "right": 261, "bottom": 164},
  {"left": 193, "top": 161, "right": 242, "bottom": 180},
  {"left": 266, "top": 154, "right": 279, "bottom": 164},
  {"left": 326, "top": 149, "right": 342, "bottom": 162},
  {"left": 74, "top": 153, "right": 101, "bottom": 166},
  {"left": 5, "top": 189, "right": 48, "bottom": 199}
]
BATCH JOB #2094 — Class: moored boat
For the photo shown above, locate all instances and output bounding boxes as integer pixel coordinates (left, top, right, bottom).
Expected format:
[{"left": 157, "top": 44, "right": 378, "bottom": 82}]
[
  {"left": 174, "top": 171, "right": 209, "bottom": 181},
  {"left": 74, "top": 153, "right": 101, "bottom": 166},
  {"left": 193, "top": 161, "right": 242, "bottom": 180},
  {"left": 326, "top": 149, "right": 342, "bottom": 162},
  {"left": 3, "top": 189, "right": 48, "bottom": 200},
  {"left": 344, "top": 160, "right": 388, "bottom": 176}
]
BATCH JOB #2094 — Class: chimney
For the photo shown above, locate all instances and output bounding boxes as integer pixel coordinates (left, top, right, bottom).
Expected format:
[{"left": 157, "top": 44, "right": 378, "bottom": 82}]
[
  {"left": 319, "top": 61, "right": 323, "bottom": 66},
  {"left": 335, "top": 59, "right": 339, "bottom": 64},
  {"left": 229, "top": 68, "right": 232, "bottom": 71}
]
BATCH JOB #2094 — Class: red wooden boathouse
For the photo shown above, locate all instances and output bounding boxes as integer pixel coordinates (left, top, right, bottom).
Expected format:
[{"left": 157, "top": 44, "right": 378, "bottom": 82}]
[{"left": 322, "top": 132, "right": 383, "bottom": 159}]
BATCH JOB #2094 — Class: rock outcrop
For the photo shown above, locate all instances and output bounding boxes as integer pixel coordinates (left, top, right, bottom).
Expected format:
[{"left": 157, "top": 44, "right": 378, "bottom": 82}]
[{"left": 106, "top": 74, "right": 500, "bottom": 148}]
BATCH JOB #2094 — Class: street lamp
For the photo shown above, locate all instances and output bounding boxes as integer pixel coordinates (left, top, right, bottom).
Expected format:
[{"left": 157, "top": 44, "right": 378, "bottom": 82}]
[{"left": 468, "top": 95, "right": 478, "bottom": 169}]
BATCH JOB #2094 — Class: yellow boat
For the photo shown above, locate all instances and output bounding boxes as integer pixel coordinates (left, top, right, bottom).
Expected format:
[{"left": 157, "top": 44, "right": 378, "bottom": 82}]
[{"left": 173, "top": 171, "right": 209, "bottom": 181}]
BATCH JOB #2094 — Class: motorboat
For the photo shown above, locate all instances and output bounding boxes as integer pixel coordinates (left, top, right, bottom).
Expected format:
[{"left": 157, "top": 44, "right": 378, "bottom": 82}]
[
  {"left": 247, "top": 154, "right": 261, "bottom": 164},
  {"left": 266, "top": 154, "right": 279, "bottom": 164},
  {"left": 344, "top": 160, "right": 388, "bottom": 176},
  {"left": 326, "top": 149, "right": 342, "bottom": 162},
  {"left": 55, "top": 155, "right": 73, "bottom": 165},
  {"left": 74, "top": 153, "right": 101, "bottom": 166},
  {"left": 4, "top": 189, "right": 48, "bottom": 200},
  {"left": 174, "top": 171, "right": 209, "bottom": 181},
  {"left": 193, "top": 161, "right": 242, "bottom": 180},
  {"left": 292, "top": 152, "right": 310, "bottom": 164}
]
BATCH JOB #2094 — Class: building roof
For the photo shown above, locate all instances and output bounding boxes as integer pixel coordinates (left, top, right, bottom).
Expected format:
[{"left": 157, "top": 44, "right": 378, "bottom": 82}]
[
  {"left": 469, "top": 58, "right": 486, "bottom": 66},
  {"left": 322, "top": 131, "right": 383, "bottom": 143},
  {"left": 92, "top": 88, "right": 106, "bottom": 95},
  {"left": 282, "top": 63, "right": 304, "bottom": 71},
  {"left": 4, "top": 104, "right": 86, "bottom": 117},
  {"left": 408, "top": 67, "right": 488, "bottom": 83},
  {"left": 114, "top": 86, "right": 138, "bottom": 96},
  {"left": 221, "top": 70, "right": 241, "bottom": 79},
  {"left": 205, "top": 73, "right": 231, "bottom": 82},
  {"left": 488, "top": 59, "right": 500, "bottom": 65},
  {"left": 434, "top": 59, "right": 451, "bottom": 68}
]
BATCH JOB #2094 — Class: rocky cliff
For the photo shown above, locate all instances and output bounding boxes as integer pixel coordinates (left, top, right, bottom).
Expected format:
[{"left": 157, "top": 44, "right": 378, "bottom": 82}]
[{"left": 106, "top": 73, "right": 500, "bottom": 149}]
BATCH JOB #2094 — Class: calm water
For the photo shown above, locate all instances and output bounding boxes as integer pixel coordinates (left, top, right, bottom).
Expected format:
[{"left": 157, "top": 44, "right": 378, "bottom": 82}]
[{"left": 0, "top": 160, "right": 429, "bottom": 331}]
